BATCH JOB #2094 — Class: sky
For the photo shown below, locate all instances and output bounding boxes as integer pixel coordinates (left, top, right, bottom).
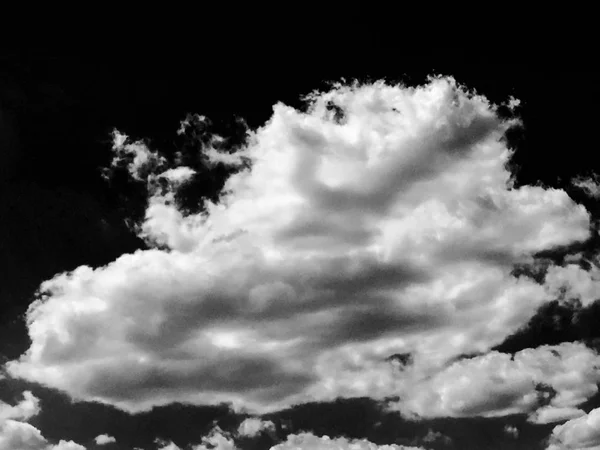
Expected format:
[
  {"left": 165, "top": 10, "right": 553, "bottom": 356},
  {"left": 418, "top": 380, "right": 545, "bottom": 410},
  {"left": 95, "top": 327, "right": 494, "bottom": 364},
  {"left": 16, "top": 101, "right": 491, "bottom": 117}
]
[{"left": 1, "top": 45, "right": 600, "bottom": 450}]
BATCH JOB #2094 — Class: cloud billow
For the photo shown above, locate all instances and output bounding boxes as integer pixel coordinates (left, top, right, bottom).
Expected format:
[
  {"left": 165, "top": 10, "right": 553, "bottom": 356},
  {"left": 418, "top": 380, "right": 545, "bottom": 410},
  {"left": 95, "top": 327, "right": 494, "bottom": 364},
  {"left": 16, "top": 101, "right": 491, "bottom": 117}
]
[{"left": 5, "top": 76, "right": 599, "bottom": 425}]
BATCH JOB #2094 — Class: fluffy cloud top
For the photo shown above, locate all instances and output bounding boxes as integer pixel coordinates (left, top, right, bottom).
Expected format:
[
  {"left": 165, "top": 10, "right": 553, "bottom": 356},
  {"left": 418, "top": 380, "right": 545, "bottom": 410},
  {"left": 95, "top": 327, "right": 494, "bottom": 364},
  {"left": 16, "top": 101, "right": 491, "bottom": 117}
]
[
  {"left": 271, "top": 433, "right": 425, "bottom": 450},
  {"left": 94, "top": 434, "right": 116, "bottom": 445},
  {"left": 547, "top": 407, "right": 600, "bottom": 450},
  {"left": 5, "top": 76, "right": 595, "bottom": 416}
]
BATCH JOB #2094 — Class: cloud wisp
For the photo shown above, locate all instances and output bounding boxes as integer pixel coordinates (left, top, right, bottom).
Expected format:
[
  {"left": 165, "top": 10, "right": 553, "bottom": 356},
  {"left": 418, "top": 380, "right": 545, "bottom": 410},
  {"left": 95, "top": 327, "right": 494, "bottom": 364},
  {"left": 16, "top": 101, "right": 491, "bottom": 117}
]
[{"left": 4, "top": 76, "right": 600, "bottom": 430}]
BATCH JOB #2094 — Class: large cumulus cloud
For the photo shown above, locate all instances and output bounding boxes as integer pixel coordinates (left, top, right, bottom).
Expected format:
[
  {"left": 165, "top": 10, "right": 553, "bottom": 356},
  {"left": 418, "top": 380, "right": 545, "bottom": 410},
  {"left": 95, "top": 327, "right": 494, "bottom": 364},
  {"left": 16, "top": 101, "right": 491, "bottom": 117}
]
[{"left": 5, "top": 76, "right": 596, "bottom": 417}]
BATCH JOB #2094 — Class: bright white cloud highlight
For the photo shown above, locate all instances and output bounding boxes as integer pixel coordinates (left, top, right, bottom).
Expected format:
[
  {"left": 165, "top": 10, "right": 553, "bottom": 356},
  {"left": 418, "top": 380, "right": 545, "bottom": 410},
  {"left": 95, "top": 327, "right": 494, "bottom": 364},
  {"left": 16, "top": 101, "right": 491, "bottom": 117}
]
[{"left": 5, "top": 76, "right": 594, "bottom": 415}]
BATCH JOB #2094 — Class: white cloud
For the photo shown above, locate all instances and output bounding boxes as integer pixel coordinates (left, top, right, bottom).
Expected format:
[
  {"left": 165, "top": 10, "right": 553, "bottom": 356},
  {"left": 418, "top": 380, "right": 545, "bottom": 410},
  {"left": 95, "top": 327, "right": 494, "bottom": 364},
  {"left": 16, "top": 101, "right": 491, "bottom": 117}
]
[
  {"left": 389, "top": 342, "right": 600, "bottom": 419},
  {"left": 547, "top": 407, "right": 600, "bottom": 450},
  {"left": 94, "top": 434, "right": 116, "bottom": 445},
  {"left": 237, "top": 417, "right": 275, "bottom": 437},
  {"left": 155, "top": 440, "right": 182, "bottom": 450},
  {"left": 0, "top": 391, "right": 86, "bottom": 450},
  {"left": 544, "top": 261, "right": 600, "bottom": 306},
  {"left": 103, "top": 130, "right": 167, "bottom": 182},
  {"left": 421, "top": 429, "right": 451, "bottom": 444},
  {"left": 5, "top": 76, "right": 594, "bottom": 415},
  {"left": 0, "top": 391, "right": 40, "bottom": 422},
  {"left": 270, "top": 433, "right": 425, "bottom": 450},
  {"left": 0, "top": 420, "right": 48, "bottom": 450},
  {"left": 572, "top": 174, "right": 600, "bottom": 199},
  {"left": 51, "top": 441, "right": 86, "bottom": 450},
  {"left": 191, "top": 426, "right": 236, "bottom": 450},
  {"left": 504, "top": 425, "right": 519, "bottom": 438}
]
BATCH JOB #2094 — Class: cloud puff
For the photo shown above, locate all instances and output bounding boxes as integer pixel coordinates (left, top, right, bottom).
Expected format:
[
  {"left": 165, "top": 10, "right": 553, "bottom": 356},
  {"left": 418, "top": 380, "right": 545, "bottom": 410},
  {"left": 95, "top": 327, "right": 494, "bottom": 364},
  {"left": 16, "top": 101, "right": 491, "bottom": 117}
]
[
  {"left": 5, "top": 76, "right": 594, "bottom": 415},
  {"left": 572, "top": 174, "right": 600, "bottom": 199},
  {"left": 544, "top": 262, "right": 600, "bottom": 306},
  {"left": 0, "top": 420, "right": 48, "bottom": 450},
  {"left": 390, "top": 342, "right": 600, "bottom": 419},
  {"left": 421, "top": 429, "right": 451, "bottom": 444},
  {"left": 0, "top": 391, "right": 40, "bottom": 422},
  {"left": 271, "top": 433, "right": 425, "bottom": 450},
  {"left": 529, "top": 406, "right": 586, "bottom": 425},
  {"left": 546, "top": 407, "right": 600, "bottom": 450},
  {"left": 94, "top": 434, "right": 116, "bottom": 445},
  {"left": 190, "top": 426, "right": 236, "bottom": 450},
  {"left": 237, "top": 417, "right": 275, "bottom": 437},
  {"left": 0, "top": 391, "right": 86, "bottom": 450}
]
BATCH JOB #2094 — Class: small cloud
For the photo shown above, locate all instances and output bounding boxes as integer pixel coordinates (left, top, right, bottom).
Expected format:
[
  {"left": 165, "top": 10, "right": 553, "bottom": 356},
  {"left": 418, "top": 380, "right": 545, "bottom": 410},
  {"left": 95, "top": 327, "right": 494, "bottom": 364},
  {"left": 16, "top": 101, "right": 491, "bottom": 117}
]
[
  {"left": 237, "top": 417, "right": 275, "bottom": 437},
  {"left": 528, "top": 406, "right": 585, "bottom": 424},
  {"left": 191, "top": 426, "right": 236, "bottom": 450},
  {"left": 0, "top": 391, "right": 86, "bottom": 450},
  {"left": 0, "top": 391, "right": 40, "bottom": 423},
  {"left": 506, "top": 96, "right": 521, "bottom": 110},
  {"left": 154, "top": 438, "right": 182, "bottom": 450},
  {"left": 504, "top": 425, "right": 519, "bottom": 438},
  {"left": 271, "top": 432, "right": 425, "bottom": 450},
  {"left": 392, "top": 342, "right": 600, "bottom": 419},
  {"left": 422, "top": 429, "right": 452, "bottom": 444},
  {"left": 94, "top": 434, "right": 116, "bottom": 445}
]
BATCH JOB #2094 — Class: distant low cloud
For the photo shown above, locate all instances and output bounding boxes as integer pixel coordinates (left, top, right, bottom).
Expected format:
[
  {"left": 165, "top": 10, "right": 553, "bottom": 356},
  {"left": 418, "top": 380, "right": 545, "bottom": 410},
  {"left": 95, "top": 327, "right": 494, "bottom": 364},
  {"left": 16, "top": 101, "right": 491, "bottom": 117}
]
[
  {"left": 5, "top": 76, "right": 596, "bottom": 419},
  {"left": 546, "top": 407, "right": 600, "bottom": 449},
  {"left": 271, "top": 432, "right": 425, "bottom": 450},
  {"left": 94, "top": 434, "right": 116, "bottom": 445}
]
